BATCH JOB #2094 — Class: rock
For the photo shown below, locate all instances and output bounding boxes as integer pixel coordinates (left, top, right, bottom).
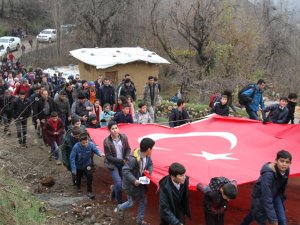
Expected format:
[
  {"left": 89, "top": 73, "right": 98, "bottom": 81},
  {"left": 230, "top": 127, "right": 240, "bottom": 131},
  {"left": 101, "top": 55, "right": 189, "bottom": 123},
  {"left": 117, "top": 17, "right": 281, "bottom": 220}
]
[
  {"left": 90, "top": 214, "right": 96, "bottom": 223},
  {"left": 40, "top": 176, "right": 55, "bottom": 187}
]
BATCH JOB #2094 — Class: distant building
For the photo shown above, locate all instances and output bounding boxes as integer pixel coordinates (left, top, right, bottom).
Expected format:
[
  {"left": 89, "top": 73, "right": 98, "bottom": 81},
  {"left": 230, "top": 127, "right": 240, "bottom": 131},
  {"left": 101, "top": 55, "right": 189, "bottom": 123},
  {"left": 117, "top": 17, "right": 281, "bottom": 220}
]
[{"left": 70, "top": 47, "right": 170, "bottom": 95}]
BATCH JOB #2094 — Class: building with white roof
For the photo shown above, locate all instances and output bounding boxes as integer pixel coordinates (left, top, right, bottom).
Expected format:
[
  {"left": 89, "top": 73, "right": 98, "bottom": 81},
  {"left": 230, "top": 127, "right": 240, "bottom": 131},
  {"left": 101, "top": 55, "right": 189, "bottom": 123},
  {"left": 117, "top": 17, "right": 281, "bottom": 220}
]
[{"left": 70, "top": 47, "right": 170, "bottom": 95}]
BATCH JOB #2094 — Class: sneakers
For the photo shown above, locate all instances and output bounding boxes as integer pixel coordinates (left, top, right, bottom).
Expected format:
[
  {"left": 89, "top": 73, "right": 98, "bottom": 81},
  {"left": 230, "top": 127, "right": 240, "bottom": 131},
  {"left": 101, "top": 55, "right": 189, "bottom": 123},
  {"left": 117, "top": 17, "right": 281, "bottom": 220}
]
[
  {"left": 109, "top": 184, "right": 115, "bottom": 201},
  {"left": 114, "top": 206, "right": 124, "bottom": 220},
  {"left": 55, "top": 160, "right": 62, "bottom": 165},
  {"left": 87, "top": 192, "right": 95, "bottom": 199}
]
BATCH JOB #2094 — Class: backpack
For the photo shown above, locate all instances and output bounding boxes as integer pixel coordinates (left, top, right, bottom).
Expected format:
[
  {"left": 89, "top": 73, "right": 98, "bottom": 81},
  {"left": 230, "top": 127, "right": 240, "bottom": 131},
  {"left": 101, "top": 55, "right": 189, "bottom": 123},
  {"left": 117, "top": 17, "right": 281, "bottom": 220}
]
[
  {"left": 208, "top": 177, "right": 230, "bottom": 192},
  {"left": 238, "top": 84, "right": 256, "bottom": 105},
  {"left": 209, "top": 93, "right": 221, "bottom": 108}
]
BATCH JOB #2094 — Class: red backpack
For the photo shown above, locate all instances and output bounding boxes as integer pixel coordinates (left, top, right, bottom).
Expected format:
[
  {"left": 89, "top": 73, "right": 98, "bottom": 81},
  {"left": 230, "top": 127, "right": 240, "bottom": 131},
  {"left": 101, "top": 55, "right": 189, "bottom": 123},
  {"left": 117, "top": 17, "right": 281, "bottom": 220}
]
[{"left": 209, "top": 93, "right": 221, "bottom": 108}]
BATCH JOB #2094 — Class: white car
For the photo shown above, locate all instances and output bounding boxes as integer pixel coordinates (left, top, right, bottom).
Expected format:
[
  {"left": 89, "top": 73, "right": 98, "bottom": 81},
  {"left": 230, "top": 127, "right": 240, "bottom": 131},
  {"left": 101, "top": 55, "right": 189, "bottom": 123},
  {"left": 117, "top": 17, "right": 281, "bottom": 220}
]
[
  {"left": 36, "top": 29, "right": 57, "bottom": 43},
  {"left": 0, "top": 36, "right": 21, "bottom": 53}
]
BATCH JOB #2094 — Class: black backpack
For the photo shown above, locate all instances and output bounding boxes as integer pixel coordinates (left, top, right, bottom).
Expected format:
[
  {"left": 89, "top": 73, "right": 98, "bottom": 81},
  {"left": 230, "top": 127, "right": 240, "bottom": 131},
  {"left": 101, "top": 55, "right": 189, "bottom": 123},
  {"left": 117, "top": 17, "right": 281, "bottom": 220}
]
[{"left": 238, "top": 84, "right": 256, "bottom": 105}]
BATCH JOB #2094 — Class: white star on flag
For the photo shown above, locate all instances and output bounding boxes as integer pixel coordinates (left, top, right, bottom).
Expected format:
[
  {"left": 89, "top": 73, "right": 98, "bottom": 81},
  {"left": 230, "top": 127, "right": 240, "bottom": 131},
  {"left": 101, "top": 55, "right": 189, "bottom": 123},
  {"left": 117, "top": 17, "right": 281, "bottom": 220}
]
[{"left": 186, "top": 151, "right": 238, "bottom": 160}]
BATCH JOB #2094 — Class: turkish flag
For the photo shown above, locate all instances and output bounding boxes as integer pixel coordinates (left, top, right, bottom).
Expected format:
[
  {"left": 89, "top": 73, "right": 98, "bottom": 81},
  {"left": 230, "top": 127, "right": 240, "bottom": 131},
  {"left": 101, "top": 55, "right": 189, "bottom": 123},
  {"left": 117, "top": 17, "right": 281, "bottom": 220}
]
[{"left": 87, "top": 115, "right": 300, "bottom": 190}]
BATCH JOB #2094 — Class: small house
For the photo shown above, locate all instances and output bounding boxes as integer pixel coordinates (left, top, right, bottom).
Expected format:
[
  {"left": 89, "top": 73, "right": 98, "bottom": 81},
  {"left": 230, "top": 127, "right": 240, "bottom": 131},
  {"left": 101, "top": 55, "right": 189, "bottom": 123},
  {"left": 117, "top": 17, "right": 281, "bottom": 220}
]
[{"left": 69, "top": 47, "right": 170, "bottom": 95}]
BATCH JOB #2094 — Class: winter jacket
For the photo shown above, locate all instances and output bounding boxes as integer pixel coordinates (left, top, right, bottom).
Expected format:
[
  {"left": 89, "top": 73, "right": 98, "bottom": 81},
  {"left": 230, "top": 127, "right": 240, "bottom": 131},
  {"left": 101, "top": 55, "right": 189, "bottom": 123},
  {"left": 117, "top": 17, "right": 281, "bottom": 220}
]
[
  {"left": 122, "top": 148, "right": 153, "bottom": 198},
  {"left": 159, "top": 175, "right": 191, "bottom": 225},
  {"left": 241, "top": 84, "right": 265, "bottom": 112},
  {"left": 35, "top": 97, "right": 57, "bottom": 120},
  {"left": 61, "top": 133, "right": 80, "bottom": 171},
  {"left": 263, "top": 103, "right": 289, "bottom": 124},
  {"left": 11, "top": 97, "right": 31, "bottom": 119},
  {"left": 112, "top": 111, "right": 133, "bottom": 124},
  {"left": 0, "top": 95, "right": 15, "bottom": 116},
  {"left": 103, "top": 134, "right": 131, "bottom": 170},
  {"left": 169, "top": 108, "right": 190, "bottom": 127},
  {"left": 44, "top": 118, "right": 65, "bottom": 147},
  {"left": 100, "top": 110, "right": 115, "bottom": 127},
  {"left": 99, "top": 85, "right": 115, "bottom": 107},
  {"left": 286, "top": 101, "right": 297, "bottom": 124},
  {"left": 71, "top": 99, "right": 93, "bottom": 121},
  {"left": 211, "top": 103, "right": 229, "bottom": 117},
  {"left": 14, "top": 84, "right": 30, "bottom": 97},
  {"left": 70, "top": 141, "right": 102, "bottom": 173},
  {"left": 134, "top": 111, "right": 153, "bottom": 124},
  {"left": 119, "top": 84, "right": 137, "bottom": 101},
  {"left": 197, "top": 177, "right": 231, "bottom": 215},
  {"left": 250, "top": 162, "right": 289, "bottom": 224},
  {"left": 54, "top": 97, "right": 71, "bottom": 118},
  {"left": 142, "top": 83, "right": 160, "bottom": 107}
]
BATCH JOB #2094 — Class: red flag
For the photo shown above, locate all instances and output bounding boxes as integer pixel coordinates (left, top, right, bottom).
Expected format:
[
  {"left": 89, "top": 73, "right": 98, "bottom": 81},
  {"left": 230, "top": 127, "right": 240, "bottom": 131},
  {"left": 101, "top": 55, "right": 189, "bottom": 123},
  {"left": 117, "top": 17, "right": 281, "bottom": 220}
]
[{"left": 87, "top": 115, "right": 300, "bottom": 190}]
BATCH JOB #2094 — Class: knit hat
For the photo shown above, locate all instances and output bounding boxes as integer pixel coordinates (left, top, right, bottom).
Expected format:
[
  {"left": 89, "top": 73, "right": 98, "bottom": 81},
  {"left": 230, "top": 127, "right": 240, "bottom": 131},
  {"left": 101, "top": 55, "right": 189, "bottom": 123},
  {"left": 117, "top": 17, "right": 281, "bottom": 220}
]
[
  {"left": 88, "top": 81, "right": 95, "bottom": 86},
  {"left": 59, "top": 90, "right": 67, "bottom": 95}
]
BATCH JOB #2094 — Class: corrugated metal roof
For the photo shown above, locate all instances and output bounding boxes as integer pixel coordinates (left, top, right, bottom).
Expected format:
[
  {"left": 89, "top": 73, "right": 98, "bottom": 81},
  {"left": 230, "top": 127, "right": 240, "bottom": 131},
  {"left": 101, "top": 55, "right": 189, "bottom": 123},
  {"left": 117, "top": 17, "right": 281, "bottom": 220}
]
[{"left": 69, "top": 47, "right": 170, "bottom": 69}]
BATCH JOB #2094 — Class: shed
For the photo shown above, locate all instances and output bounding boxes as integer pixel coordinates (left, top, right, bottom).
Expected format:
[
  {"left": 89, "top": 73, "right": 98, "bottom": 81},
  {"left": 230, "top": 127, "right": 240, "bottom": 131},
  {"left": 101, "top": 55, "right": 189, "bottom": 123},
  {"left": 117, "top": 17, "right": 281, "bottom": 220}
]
[{"left": 69, "top": 47, "right": 170, "bottom": 95}]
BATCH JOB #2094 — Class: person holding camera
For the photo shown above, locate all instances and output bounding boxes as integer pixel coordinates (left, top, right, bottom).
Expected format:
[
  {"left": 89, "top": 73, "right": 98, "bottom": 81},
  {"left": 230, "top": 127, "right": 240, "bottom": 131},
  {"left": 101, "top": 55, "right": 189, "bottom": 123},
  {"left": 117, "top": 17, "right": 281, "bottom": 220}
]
[{"left": 70, "top": 133, "right": 102, "bottom": 199}]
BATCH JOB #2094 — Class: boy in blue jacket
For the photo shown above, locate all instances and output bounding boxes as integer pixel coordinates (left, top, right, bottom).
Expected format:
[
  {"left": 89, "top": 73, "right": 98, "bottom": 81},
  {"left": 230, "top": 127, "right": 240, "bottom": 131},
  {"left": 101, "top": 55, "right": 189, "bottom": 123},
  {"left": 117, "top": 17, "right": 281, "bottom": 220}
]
[
  {"left": 240, "top": 150, "right": 292, "bottom": 225},
  {"left": 70, "top": 133, "right": 102, "bottom": 199}
]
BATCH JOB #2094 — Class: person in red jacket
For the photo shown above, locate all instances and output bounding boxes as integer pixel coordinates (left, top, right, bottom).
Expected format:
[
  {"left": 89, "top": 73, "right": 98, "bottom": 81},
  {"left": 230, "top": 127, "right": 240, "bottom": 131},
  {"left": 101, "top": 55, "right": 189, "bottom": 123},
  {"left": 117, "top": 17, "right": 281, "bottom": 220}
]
[
  {"left": 14, "top": 78, "right": 30, "bottom": 97},
  {"left": 44, "top": 111, "right": 65, "bottom": 165}
]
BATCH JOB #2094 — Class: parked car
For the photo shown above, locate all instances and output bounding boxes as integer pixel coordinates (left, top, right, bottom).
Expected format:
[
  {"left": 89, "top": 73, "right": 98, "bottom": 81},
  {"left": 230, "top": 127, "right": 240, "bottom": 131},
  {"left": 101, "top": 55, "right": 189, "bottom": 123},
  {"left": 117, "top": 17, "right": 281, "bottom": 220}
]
[
  {"left": 0, "top": 36, "right": 21, "bottom": 53},
  {"left": 36, "top": 29, "right": 57, "bottom": 43}
]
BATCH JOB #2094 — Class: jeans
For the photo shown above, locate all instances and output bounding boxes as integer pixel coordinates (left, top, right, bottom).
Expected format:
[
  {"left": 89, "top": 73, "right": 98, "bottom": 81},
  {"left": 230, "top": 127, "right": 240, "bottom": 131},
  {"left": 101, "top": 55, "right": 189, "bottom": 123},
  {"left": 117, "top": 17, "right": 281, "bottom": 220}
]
[
  {"left": 240, "top": 196, "right": 286, "bottom": 225},
  {"left": 148, "top": 105, "right": 155, "bottom": 122},
  {"left": 118, "top": 188, "right": 147, "bottom": 223},
  {"left": 15, "top": 119, "right": 27, "bottom": 144},
  {"left": 110, "top": 164, "right": 123, "bottom": 204},
  {"left": 51, "top": 141, "right": 59, "bottom": 160},
  {"left": 274, "top": 195, "right": 286, "bottom": 225},
  {"left": 245, "top": 104, "right": 259, "bottom": 120}
]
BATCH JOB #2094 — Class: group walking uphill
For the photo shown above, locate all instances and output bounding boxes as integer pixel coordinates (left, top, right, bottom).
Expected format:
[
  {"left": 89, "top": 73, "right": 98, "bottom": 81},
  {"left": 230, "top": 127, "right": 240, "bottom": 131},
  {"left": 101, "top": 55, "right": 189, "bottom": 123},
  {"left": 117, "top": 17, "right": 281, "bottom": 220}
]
[{"left": 0, "top": 57, "right": 298, "bottom": 224}]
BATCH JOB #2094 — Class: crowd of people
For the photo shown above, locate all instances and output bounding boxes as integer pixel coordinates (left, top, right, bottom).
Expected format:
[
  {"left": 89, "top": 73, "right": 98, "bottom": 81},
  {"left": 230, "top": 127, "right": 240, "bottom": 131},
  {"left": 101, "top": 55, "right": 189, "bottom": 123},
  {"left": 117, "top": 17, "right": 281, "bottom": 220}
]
[{"left": 0, "top": 57, "right": 297, "bottom": 225}]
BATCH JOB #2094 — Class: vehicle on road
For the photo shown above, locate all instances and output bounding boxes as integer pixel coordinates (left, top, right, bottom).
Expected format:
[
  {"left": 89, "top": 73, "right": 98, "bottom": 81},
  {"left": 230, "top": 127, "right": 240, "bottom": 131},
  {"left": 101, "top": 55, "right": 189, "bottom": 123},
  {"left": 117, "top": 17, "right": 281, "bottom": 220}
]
[
  {"left": 36, "top": 29, "right": 57, "bottom": 43},
  {"left": 0, "top": 36, "right": 21, "bottom": 53}
]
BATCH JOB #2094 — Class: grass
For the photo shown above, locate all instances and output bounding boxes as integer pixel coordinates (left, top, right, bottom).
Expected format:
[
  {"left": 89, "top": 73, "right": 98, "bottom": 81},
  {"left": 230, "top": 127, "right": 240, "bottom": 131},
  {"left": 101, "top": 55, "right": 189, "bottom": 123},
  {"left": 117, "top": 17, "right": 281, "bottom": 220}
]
[{"left": 0, "top": 170, "right": 47, "bottom": 225}]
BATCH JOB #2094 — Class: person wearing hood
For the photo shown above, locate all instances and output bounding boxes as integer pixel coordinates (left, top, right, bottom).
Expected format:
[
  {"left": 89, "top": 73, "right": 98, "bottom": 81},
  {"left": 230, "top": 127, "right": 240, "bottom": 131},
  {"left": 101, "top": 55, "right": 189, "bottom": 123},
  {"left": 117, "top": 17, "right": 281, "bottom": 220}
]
[
  {"left": 86, "top": 114, "right": 101, "bottom": 129},
  {"left": 159, "top": 163, "right": 191, "bottom": 225},
  {"left": 44, "top": 111, "right": 65, "bottom": 164},
  {"left": 240, "top": 150, "right": 292, "bottom": 225},
  {"left": 61, "top": 126, "right": 82, "bottom": 185},
  {"left": 0, "top": 89, "right": 15, "bottom": 135},
  {"left": 115, "top": 138, "right": 155, "bottom": 225},
  {"left": 285, "top": 93, "right": 298, "bottom": 124}
]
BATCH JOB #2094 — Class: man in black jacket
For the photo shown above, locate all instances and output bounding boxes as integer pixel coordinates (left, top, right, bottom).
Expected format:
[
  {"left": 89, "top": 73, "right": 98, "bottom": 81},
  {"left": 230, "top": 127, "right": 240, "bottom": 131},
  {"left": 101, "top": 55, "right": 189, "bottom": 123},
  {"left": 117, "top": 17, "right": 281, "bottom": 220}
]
[
  {"left": 35, "top": 89, "right": 57, "bottom": 143},
  {"left": 0, "top": 89, "right": 15, "bottom": 135},
  {"left": 169, "top": 99, "right": 190, "bottom": 127},
  {"left": 11, "top": 90, "right": 31, "bottom": 147},
  {"left": 99, "top": 78, "right": 115, "bottom": 108},
  {"left": 159, "top": 162, "right": 191, "bottom": 225}
]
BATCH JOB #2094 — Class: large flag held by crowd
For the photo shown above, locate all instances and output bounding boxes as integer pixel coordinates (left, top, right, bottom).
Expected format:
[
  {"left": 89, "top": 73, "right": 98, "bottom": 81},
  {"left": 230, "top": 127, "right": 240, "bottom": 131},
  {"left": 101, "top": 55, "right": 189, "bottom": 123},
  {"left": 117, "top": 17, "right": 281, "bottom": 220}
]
[{"left": 87, "top": 115, "right": 300, "bottom": 190}]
